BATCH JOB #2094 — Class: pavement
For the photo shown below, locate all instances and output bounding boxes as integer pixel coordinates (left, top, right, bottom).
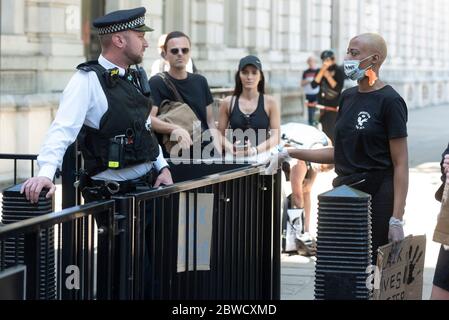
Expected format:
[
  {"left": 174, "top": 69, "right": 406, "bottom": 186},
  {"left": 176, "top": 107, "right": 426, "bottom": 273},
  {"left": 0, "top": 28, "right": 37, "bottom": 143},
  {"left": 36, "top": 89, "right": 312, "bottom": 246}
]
[{"left": 280, "top": 104, "right": 449, "bottom": 300}]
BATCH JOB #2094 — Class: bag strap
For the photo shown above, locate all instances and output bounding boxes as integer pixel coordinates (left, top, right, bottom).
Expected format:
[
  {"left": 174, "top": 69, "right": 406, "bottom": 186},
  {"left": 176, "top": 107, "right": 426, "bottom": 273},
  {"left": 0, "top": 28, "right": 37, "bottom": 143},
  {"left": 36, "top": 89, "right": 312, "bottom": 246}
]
[{"left": 157, "top": 72, "right": 185, "bottom": 103}]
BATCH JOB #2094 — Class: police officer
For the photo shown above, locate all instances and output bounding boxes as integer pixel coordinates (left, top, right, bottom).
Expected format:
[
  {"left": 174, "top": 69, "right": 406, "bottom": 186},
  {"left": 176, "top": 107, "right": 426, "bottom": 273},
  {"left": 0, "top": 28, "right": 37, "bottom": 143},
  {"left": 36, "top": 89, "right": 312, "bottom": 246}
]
[{"left": 22, "top": 7, "right": 173, "bottom": 203}]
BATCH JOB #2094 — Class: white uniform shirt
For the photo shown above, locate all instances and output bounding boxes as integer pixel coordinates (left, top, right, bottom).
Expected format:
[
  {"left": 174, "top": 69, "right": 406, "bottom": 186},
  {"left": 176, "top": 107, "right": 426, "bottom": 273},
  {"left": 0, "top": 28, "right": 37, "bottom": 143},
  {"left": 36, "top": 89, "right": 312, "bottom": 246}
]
[{"left": 37, "top": 55, "right": 169, "bottom": 182}]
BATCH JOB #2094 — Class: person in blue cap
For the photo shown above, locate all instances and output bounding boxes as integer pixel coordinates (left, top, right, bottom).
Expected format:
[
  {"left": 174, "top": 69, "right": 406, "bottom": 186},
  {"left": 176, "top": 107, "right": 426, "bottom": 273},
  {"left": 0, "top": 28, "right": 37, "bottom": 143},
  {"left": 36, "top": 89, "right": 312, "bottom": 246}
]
[{"left": 21, "top": 6, "right": 173, "bottom": 203}]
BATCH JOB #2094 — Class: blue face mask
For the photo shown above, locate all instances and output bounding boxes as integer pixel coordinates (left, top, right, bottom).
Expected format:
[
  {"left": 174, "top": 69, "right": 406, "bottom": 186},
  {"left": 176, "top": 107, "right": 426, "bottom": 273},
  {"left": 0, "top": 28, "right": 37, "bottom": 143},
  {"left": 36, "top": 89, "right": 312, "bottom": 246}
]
[{"left": 343, "top": 55, "right": 374, "bottom": 81}]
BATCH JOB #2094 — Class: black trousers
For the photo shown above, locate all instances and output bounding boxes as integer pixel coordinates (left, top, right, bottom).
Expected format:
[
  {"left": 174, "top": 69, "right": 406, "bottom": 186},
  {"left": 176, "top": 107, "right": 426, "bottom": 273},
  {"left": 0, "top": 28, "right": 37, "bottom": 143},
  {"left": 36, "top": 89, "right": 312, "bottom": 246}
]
[{"left": 370, "top": 176, "right": 394, "bottom": 265}]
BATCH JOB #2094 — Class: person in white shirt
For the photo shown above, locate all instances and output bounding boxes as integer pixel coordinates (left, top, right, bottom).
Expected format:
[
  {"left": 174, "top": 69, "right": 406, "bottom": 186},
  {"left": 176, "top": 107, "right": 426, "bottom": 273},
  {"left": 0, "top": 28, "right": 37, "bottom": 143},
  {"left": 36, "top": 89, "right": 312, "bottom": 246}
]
[{"left": 21, "top": 7, "right": 173, "bottom": 203}]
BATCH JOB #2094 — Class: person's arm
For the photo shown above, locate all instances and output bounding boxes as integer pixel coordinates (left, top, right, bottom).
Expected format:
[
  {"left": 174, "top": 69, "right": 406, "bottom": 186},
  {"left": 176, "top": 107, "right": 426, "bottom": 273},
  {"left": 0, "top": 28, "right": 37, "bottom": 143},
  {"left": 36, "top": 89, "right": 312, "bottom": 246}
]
[
  {"left": 444, "top": 155, "right": 449, "bottom": 184},
  {"left": 312, "top": 59, "right": 332, "bottom": 88},
  {"left": 217, "top": 97, "right": 235, "bottom": 153},
  {"left": 388, "top": 137, "right": 408, "bottom": 246},
  {"left": 323, "top": 70, "right": 337, "bottom": 89},
  {"left": 390, "top": 137, "right": 409, "bottom": 221},
  {"left": 265, "top": 146, "right": 334, "bottom": 175},
  {"left": 149, "top": 109, "right": 192, "bottom": 150},
  {"left": 22, "top": 71, "right": 93, "bottom": 202},
  {"left": 217, "top": 97, "right": 231, "bottom": 136},
  {"left": 384, "top": 96, "right": 409, "bottom": 222},
  {"left": 288, "top": 147, "right": 335, "bottom": 164},
  {"left": 330, "top": 66, "right": 345, "bottom": 92},
  {"left": 312, "top": 68, "right": 326, "bottom": 88},
  {"left": 206, "top": 104, "right": 223, "bottom": 153},
  {"left": 440, "top": 144, "right": 449, "bottom": 182},
  {"left": 149, "top": 76, "right": 192, "bottom": 148}
]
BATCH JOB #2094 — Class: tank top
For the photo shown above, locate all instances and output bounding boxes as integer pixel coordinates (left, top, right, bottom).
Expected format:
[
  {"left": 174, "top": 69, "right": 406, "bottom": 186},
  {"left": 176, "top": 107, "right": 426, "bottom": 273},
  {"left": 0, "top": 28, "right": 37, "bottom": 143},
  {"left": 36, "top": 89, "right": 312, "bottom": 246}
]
[{"left": 229, "top": 94, "right": 270, "bottom": 145}]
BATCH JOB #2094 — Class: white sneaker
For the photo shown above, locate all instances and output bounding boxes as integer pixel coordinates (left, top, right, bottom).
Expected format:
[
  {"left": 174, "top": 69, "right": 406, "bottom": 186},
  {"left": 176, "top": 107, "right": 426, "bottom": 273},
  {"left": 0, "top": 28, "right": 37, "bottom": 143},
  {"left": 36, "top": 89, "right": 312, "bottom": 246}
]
[{"left": 297, "top": 232, "right": 313, "bottom": 245}]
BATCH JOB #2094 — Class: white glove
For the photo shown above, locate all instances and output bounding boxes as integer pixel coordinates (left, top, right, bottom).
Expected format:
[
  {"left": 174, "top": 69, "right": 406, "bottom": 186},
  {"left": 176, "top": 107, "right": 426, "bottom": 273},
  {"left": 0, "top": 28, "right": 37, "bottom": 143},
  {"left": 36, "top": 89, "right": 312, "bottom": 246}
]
[
  {"left": 388, "top": 224, "right": 404, "bottom": 243},
  {"left": 388, "top": 217, "right": 405, "bottom": 262},
  {"left": 264, "top": 148, "right": 290, "bottom": 175}
]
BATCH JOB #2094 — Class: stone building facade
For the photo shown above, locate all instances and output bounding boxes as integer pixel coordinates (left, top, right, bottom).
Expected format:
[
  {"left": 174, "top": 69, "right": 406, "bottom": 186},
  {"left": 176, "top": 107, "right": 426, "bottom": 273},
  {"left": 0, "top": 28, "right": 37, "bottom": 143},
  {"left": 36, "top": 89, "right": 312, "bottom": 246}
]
[{"left": 1, "top": 0, "right": 449, "bottom": 164}]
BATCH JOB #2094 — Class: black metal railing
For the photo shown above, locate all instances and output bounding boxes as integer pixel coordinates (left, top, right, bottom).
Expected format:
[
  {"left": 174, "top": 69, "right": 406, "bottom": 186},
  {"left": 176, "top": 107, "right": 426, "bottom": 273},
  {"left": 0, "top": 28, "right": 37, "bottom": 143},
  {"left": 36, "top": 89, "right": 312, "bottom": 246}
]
[
  {"left": 1, "top": 155, "right": 281, "bottom": 300},
  {"left": 112, "top": 162, "right": 281, "bottom": 300},
  {"left": 0, "top": 200, "right": 116, "bottom": 300},
  {"left": 0, "top": 154, "right": 38, "bottom": 186}
]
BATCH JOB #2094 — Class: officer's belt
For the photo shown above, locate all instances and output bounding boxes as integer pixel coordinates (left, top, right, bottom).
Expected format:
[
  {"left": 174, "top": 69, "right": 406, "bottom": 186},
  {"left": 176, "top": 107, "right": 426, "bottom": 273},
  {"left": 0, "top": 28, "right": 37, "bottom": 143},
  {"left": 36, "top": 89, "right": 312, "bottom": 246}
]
[{"left": 90, "top": 171, "right": 155, "bottom": 195}]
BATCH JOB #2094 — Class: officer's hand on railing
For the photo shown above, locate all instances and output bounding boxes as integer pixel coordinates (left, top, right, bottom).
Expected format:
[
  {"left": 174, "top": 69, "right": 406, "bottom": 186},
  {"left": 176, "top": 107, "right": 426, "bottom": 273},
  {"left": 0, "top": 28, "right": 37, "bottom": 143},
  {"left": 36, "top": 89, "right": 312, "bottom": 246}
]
[
  {"left": 20, "top": 176, "right": 56, "bottom": 204},
  {"left": 264, "top": 148, "right": 290, "bottom": 175},
  {"left": 172, "top": 127, "right": 192, "bottom": 150},
  {"left": 154, "top": 168, "right": 173, "bottom": 188}
]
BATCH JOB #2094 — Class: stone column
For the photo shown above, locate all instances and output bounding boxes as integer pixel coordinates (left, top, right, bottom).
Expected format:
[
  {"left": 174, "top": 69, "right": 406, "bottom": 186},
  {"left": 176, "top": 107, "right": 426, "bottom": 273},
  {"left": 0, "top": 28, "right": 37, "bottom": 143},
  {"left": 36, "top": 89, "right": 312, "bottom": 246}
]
[
  {"left": 278, "top": 0, "right": 301, "bottom": 61},
  {"left": 190, "top": 0, "right": 227, "bottom": 85},
  {"left": 242, "top": 0, "right": 271, "bottom": 53},
  {"left": 309, "top": 0, "right": 332, "bottom": 54}
]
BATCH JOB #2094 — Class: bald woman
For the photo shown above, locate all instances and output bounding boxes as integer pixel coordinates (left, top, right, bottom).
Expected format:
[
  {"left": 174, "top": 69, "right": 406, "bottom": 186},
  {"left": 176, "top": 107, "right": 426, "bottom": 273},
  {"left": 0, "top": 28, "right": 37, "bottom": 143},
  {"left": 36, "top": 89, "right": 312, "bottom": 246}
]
[{"left": 268, "top": 33, "right": 409, "bottom": 263}]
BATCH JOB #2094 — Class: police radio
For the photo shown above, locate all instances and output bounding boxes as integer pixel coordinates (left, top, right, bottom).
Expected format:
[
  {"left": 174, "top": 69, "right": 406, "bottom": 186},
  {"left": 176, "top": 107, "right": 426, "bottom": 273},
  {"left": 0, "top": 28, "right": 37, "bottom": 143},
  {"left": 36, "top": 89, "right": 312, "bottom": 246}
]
[{"left": 135, "top": 65, "right": 151, "bottom": 97}]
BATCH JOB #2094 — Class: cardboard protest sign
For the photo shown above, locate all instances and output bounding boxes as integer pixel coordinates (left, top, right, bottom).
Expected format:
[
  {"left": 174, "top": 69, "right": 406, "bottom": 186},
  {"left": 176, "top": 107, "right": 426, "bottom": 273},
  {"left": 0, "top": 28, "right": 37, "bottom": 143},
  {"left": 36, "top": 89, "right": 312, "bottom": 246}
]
[
  {"left": 374, "top": 235, "right": 426, "bottom": 300},
  {"left": 433, "top": 183, "right": 449, "bottom": 246}
]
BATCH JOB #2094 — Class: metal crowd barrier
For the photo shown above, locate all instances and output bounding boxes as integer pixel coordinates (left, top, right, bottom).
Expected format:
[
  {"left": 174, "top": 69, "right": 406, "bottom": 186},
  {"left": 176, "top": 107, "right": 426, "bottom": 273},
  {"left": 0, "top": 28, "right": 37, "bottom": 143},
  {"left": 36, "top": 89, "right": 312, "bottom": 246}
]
[
  {"left": 0, "top": 199, "right": 116, "bottom": 300},
  {"left": 1, "top": 154, "right": 281, "bottom": 300}
]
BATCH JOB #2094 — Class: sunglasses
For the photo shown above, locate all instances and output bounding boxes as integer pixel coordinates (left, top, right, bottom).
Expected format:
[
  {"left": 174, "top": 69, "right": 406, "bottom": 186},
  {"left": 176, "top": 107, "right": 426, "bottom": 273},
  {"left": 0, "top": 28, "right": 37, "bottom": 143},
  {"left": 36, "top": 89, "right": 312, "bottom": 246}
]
[{"left": 169, "top": 48, "right": 190, "bottom": 55}]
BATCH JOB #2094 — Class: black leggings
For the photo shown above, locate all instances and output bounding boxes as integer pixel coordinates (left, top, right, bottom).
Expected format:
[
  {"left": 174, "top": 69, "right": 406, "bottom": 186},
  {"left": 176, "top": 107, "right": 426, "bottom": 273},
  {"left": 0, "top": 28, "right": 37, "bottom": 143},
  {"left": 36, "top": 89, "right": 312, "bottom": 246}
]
[{"left": 370, "top": 176, "right": 394, "bottom": 264}]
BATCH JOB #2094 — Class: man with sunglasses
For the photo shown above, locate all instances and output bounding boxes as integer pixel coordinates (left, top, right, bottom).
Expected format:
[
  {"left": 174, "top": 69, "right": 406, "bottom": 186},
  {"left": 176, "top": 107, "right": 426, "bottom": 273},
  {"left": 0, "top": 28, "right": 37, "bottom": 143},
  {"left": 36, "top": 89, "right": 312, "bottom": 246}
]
[{"left": 149, "top": 31, "right": 222, "bottom": 159}]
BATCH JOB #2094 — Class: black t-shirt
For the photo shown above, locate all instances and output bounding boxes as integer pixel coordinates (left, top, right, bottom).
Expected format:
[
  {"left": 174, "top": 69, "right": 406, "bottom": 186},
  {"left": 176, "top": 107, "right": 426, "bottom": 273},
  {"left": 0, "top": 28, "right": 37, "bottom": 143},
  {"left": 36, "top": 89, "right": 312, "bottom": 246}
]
[
  {"left": 334, "top": 85, "right": 408, "bottom": 177},
  {"left": 311, "top": 65, "right": 345, "bottom": 107},
  {"left": 302, "top": 68, "right": 319, "bottom": 80},
  {"left": 149, "top": 72, "right": 214, "bottom": 129}
]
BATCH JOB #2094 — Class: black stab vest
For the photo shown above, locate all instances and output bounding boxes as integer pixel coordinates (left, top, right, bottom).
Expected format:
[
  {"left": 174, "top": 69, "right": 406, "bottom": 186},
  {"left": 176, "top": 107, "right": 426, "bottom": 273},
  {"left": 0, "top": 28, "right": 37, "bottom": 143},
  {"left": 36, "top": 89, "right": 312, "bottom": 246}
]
[{"left": 76, "top": 61, "right": 160, "bottom": 176}]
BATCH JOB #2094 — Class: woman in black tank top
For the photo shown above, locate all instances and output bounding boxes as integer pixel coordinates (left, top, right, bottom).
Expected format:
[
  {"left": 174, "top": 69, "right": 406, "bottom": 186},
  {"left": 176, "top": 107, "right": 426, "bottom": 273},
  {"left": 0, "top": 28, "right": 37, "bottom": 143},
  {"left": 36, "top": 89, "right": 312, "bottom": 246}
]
[{"left": 218, "top": 55, "right": 280, "bottom": 158}]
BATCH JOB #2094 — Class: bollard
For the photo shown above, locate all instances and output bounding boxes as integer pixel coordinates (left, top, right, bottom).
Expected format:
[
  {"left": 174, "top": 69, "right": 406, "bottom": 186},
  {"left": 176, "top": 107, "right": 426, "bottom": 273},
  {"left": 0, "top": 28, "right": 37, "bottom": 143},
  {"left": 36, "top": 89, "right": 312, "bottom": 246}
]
[
  {"left": 0, "top": 184, "right": 56, "bottom": 300},
  {"left": 314, "top": 185, "right": 372, "bottom": 300}
]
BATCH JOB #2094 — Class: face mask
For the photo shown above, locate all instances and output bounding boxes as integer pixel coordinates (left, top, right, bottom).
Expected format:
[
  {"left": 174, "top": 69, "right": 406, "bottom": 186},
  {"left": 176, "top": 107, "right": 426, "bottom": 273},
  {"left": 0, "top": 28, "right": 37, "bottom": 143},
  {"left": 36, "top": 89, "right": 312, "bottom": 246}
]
[{"left": 344, "top": 55, "right": 374, "bottom": 81}]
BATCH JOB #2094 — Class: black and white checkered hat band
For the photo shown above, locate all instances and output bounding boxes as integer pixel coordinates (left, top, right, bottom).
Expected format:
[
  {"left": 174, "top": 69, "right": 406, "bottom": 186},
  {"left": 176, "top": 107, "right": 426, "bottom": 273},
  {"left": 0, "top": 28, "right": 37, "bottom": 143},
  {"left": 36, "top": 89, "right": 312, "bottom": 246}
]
[{"left": 97, "top": 16, "right": 145, "bottom": 35}]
